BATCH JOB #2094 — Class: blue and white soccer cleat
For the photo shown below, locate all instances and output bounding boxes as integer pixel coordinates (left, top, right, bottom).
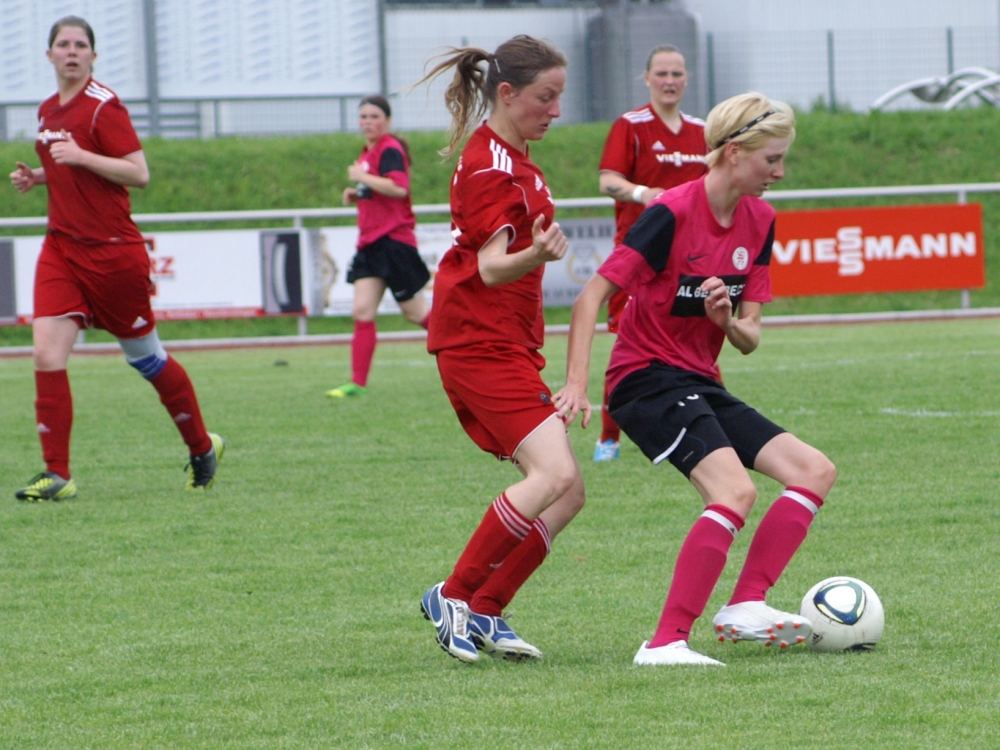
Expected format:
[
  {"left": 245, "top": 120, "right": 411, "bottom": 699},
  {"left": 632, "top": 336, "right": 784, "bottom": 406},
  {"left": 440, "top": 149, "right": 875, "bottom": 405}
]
[
  {"left": 420, "top": 582, "right": 478, "bottom": 663},
  {"left": 468, "top": 612, "right": 543, "bottom": 661},
  {"left": 593, "top": 439, "right": 620, "bottom": 462}
]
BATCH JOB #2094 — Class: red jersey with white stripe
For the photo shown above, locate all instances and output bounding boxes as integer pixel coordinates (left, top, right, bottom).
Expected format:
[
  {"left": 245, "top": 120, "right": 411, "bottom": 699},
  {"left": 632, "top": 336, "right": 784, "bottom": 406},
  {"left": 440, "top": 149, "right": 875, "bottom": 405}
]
[
  {"left": 35, "top": 78, "right": 144, "bottom": 244},
  {"left": 355, "top": 133, "right": 417, "bottom": 248},
  {"left": 599, "top": 105, "right": 708, "bottom": 244},
  {"left": 427, "top": 123, "right": 555, "bottom": 354},
  {"left": 598, "top": 176, "right": 775, "bottom": 388}
]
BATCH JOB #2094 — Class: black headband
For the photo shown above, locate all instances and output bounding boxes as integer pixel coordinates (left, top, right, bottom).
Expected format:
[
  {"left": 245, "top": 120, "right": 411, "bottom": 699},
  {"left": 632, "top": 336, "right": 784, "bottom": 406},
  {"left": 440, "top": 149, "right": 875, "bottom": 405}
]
[{"left": 713, "top": 109, "right": 777, "bottom": 150}]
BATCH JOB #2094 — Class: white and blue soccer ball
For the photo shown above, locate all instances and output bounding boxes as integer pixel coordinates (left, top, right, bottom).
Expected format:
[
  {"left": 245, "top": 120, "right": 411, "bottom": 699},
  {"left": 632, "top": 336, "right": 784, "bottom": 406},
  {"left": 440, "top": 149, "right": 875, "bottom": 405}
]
[{"left": 800, "top": 577, "right": 885, "bottom": 652}]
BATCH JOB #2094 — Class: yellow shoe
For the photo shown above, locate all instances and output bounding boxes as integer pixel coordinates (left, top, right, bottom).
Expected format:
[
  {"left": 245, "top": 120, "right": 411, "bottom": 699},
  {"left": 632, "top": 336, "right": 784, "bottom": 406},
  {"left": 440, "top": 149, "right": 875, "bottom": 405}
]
[
  {"left": 326, "top": 382, "right": 368, "bottom": 398},
  {"left": 185, "top": 433, "right": 226, "bottom": 490},
  {"left": 15, "top": 472, "right": 78, "bottom": 502}
]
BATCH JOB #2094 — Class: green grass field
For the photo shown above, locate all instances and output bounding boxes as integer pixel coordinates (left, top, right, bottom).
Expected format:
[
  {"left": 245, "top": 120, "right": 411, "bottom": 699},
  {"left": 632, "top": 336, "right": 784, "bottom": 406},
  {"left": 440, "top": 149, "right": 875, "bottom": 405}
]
[{"left": 2, "top": 319, "right": 999, "bottom": 748}]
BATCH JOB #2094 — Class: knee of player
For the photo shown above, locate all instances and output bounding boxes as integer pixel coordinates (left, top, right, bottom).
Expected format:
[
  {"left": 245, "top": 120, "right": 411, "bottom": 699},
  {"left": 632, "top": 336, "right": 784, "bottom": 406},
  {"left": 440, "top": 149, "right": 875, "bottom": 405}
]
[
  {"left": 809, "top": 453, "right": 837, "bottom": 496},
  {"left": 708, "top": 480, "right": 757, "bottom": 518},
  {"left": 543, "top": 460, "right": 581, "bottom": 501},
  {"left": 118, "top": 330, "right": 169, "bottom": 380}
]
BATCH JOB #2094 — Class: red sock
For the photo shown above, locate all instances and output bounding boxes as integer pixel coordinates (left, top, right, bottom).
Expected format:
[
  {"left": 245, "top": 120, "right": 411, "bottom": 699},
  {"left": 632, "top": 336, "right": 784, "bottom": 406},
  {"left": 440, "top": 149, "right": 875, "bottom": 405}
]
[
  {"left": 599, "top": 376, "right": 620, "bottom": 443},
  {"left": 418, "top": 313, "right": 430, "bottom": 330},
  {"left": 351, "top": 320, "right": 377, "bottom": 387},
  {"left": 649, "top": 504, "right": 745, "bottom": 648},
  {"left": 728, "top": 486, "right": 823, "bottom": 604},
  {"left": 470, "top": 518, "right": 551, "bottom": 616},
  {"left": 150, "top": 356, "right": 211, "bottom": 455},
  {"left": 443, "top": 493, "right": 531, "bottom": 603},
  {"left": 34, "top": 369, "right": 73, "bottom": 479}
]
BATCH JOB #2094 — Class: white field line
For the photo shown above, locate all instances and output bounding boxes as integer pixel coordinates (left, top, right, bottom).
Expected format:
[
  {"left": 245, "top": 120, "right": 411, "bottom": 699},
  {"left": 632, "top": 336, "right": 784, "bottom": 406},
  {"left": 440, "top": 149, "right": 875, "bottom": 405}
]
[{"left": 2, "top": 307, "right": 1000, "bottom": 359}]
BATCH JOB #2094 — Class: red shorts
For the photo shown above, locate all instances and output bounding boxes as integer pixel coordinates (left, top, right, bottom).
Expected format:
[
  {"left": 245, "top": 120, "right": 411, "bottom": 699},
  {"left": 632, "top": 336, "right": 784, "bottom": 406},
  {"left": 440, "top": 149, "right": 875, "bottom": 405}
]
[
  {"left": 34, "top": 233, "right": 156, "bottom": 338},
  {"left": 436, "top": 342, "right": 559, "bottom": 460},
  {"left": 606, "top": 289, "right": 630, "bottom": 334}
]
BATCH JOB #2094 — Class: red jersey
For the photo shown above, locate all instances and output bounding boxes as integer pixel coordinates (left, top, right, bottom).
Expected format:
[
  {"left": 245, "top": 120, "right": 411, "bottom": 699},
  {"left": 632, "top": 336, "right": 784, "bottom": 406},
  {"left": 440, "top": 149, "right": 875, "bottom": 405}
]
[
  {"left": 427, "top": 123, "right": 555, "bottom": 354},
  {"left": 35, "top": 78, "right": 144, "bottom": 244},
  {"left": 599, "top": 105, "right": 707, "bottom": 244},
  {"left": 599, "top": 176, "right": 775, "bottom": 388},
  {"left": 355, "top": 133, "right": 417, "bottom": 248}
]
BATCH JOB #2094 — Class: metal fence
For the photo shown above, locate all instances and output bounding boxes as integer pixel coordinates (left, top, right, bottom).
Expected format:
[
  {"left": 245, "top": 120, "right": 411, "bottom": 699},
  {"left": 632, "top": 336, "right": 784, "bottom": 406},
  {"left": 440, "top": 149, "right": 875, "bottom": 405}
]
[{"left": 3, "top": 20, "right": 999, "bottom": 140}]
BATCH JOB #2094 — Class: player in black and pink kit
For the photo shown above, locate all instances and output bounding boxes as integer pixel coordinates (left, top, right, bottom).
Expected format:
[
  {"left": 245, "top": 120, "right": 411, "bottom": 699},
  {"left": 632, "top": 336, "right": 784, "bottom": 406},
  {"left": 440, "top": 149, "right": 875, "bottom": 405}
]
[
  {"left": 594, "top": 44, "right": 708, "bottom": 462},
  {"left": 414, "top": 36, "right": 585, "bottom": 664},
  {"left": 557, "top": 93, "right": 836, "bottom": 666},
  {"left": 9, "top": 16, "right": 224, "bottom": 501},
  {"left": 326, "top": 95, "right": 430, "bottom": 399}
]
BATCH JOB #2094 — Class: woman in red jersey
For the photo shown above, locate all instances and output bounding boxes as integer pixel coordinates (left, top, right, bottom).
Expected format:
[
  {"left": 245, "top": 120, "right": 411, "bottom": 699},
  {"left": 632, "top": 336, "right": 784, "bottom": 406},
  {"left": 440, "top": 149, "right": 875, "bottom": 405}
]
[
  {"left": 326, "top": 95, "right": 430, "bottom": 399},
  {"left": 557, "top": 93, "right": 836, "bottom": 666},
  {"left": 9, "top": 16, "right": 224, "bottom": 501},
  {"left": 414, "top": 36, "right": 585, "bottom": 664},
  {"left": 593, "top": 44, "right": 708, "bottom": 462}
]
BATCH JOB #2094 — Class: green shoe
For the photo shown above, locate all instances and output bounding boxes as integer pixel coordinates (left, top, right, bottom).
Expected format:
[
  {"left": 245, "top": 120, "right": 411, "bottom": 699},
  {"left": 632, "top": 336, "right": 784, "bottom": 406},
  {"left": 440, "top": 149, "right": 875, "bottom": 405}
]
[
  {"left": 326, "top": 382, "right": 368, "bottom": 398},
  {"left": 16, "top": 471, "right": 78, "bottom": 502},
  {"left": 185, "top": 433, "right": 226, "bottom": 491}
]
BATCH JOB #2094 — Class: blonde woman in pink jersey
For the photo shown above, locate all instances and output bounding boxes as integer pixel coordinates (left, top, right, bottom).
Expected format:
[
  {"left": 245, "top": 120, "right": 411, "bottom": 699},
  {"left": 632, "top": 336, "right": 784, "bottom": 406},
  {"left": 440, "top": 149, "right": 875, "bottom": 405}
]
[
  {"left": 9, "top": 17, "right": 224, "bottom": 501},
  {"left": 556, "top": 92, "right": 836, "bottom": 666}
]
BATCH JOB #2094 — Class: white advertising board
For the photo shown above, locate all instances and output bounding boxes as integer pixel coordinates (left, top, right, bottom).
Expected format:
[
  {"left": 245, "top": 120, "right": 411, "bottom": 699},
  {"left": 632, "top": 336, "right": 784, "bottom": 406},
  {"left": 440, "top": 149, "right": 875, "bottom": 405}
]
[{"left": 4, "top": 218, "right": 616, "bottom": 326}]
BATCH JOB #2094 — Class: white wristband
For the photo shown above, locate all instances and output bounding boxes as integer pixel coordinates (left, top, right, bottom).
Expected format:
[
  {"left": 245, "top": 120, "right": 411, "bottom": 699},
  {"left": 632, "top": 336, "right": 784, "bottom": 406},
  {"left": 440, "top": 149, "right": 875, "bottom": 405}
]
[{"left": 632, "top": 184, "right": 648, "bottom": 203}]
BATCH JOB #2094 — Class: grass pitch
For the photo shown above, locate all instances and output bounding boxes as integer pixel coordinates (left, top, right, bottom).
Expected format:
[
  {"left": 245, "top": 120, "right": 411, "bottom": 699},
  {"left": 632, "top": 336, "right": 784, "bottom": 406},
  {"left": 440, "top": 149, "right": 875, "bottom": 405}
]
[{"left": 2, "top": 319, "right": 999, "bottom": 748}]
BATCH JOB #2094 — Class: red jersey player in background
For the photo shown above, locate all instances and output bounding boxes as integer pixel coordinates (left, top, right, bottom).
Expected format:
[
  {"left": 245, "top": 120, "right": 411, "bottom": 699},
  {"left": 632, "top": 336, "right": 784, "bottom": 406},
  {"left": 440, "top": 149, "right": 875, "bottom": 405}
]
[
  {"left": 414, "top": 36, "right": 585, "bottom": 664},
  {"left": 594, "top": 44, "right": 707, "bottom": 462},
  {"left": 9, "top": 16, "right": 224, "bottom": 501},
  {"left": 556, "top": 93, "right": 836, "bottom": 666},
  {"left": 326, "top": 95, "right": 430, "bottom": 399}
]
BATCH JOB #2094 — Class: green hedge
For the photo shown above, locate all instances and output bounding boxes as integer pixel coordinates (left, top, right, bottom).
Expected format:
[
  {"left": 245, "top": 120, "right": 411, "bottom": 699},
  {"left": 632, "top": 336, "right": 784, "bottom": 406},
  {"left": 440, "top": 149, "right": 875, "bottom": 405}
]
[{"left": 2, "top": 107, "right": 999, "bottom": 323}]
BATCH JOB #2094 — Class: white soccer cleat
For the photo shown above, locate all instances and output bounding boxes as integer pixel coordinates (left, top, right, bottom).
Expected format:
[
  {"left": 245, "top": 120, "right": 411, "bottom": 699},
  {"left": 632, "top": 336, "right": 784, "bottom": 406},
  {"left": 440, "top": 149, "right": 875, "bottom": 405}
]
[
  {"left": 633, "top": 640, "right": 725, "bottom": 666},
  {"left": 712, "top": 601, "right": 812, "bottom": 648}
]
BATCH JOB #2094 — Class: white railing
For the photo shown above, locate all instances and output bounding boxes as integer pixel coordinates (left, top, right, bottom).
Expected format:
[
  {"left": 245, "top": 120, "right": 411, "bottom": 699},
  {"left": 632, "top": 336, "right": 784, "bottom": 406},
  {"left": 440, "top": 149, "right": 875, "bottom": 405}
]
[{"left": 3, "top": 182, "right": 1000, "bottom": 231}]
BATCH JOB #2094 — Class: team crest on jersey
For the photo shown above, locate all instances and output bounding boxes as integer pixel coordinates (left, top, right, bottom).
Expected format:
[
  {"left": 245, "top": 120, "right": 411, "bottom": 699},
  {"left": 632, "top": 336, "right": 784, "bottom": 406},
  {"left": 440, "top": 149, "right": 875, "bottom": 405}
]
[
  {"left": 37, "top": 128, "right": 70, "bottom": 145},
  {"left": 732, "top": 246, "right": 749, "bottom": 270}
]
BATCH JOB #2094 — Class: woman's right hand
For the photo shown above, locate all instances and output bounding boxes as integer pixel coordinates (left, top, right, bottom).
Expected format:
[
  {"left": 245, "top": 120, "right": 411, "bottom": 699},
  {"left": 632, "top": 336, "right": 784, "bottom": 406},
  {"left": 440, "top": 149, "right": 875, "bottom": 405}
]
[
  {"left": 342, "top": 187, "right": 359, "bottom": 206},
  {"left": 10, "top": 162, "right": 36, "bottom": 193},
  {"left": 553, "top": 382, "right": 592, "bottom": 428}
]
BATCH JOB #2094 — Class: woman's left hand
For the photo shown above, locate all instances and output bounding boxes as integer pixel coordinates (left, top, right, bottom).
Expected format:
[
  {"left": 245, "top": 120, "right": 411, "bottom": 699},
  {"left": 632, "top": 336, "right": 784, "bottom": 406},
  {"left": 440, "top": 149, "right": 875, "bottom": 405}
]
[
  {"left": 48, "top": 133, "right": 87, "bottom": 167},
  {"left": 347, "top": 161, "right": 367, "bottom": 182},
  {"left": 701, "top": 276, "right": 733, "bottom": 330}
]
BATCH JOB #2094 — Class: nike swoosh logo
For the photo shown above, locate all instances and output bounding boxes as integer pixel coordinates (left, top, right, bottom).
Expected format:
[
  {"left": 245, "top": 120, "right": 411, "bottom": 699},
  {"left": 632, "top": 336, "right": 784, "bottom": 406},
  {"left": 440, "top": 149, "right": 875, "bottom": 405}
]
[{"left": 687, "top": 254, "right": 707, "bottom": 262}]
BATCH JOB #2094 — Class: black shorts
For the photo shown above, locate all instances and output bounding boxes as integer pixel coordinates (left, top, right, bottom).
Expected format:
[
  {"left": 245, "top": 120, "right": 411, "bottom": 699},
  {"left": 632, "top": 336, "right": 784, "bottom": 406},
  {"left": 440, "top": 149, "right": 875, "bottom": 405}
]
[
  {"left": 346, "top": 236, "right": 431, "bottom": 303},
  {"left": 609, "top": 362, "right": 785, "bottom": 478}
]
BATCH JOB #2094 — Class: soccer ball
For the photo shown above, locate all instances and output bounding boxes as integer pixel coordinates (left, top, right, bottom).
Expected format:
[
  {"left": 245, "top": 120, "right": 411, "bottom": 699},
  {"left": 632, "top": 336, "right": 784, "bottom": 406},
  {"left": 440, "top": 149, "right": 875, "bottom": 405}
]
[{"left": 799, "top": 577, "right": 884, "bottom": 652}]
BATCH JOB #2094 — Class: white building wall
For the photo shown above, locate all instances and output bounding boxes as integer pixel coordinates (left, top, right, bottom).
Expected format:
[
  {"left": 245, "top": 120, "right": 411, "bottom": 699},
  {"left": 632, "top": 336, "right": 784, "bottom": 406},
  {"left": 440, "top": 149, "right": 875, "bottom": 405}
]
[
  {"left": 686, "top": 0, "right": 1000, "bottom": 110},
  {"left": 384, "top": 6, "right": 602, "bottom": 131}
]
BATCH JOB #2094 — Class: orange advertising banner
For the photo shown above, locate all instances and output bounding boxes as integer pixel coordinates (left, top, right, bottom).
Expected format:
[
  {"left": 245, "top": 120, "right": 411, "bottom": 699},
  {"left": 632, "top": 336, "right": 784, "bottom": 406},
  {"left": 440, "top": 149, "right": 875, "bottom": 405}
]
[{"left": 771, "top": 203, "right": 984, "bottom": 296}]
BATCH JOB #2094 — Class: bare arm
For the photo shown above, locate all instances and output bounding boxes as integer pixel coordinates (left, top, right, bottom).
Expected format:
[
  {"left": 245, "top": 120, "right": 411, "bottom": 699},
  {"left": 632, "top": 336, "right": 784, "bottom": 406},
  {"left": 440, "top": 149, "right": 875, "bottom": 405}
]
[
  {"left": 553, "top": 272, "right": 620, "bottom": 428},
  {"left": 49, "top": 134, "right": 149, "bottom": 188},
  {"left": 478, "top": 214, "right": 568, "bottom": 288},
  {"left": 599, "top": 170, "right": 664, "bottom": 206},
  {"left": 347, "top": 162, "right": 408, "bottom": 199},
  {"left": 701, "top": 276, "right": 762, "bottom": 354}
]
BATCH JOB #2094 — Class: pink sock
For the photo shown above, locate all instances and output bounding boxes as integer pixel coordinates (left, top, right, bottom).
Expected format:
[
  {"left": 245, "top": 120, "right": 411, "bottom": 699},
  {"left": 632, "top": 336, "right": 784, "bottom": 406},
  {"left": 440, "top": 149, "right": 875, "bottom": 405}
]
[
  {"left": 35, "top": 369, "right": 73, "bottom": 479},
  {"left": 150, "top": 356, "right": 212, "bottom": 456},
  {"left": 649, "top": 504, "right": 745, "bottom": 648},
  {"left": 443, "top": 493, "right": 531, "bottom": 603},
  {"left": 351, "top": 320, "right": 377, "bottom": 387},
  {"left": 470, "top": 519, "right": 551, "bottom": 616},
  {"left": 729, "top": 486, "right": 823, "bottom": 604}
]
